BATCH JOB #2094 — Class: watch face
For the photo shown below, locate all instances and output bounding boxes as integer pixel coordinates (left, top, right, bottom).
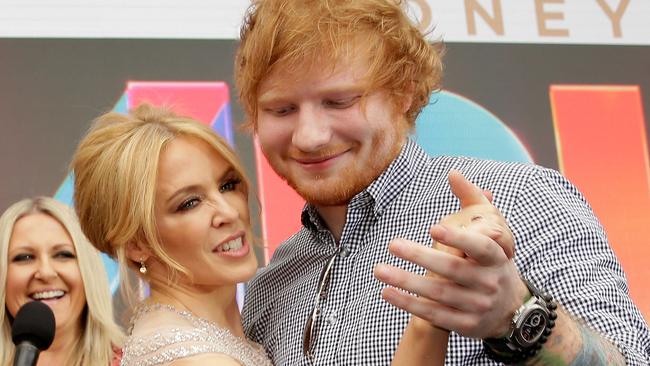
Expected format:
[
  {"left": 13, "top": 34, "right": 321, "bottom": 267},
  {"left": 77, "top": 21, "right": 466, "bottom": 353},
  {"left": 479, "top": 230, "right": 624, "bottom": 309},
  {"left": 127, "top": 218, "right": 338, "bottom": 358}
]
[{"left": 515, "top": 308, "right": 549, "bottom": 348}]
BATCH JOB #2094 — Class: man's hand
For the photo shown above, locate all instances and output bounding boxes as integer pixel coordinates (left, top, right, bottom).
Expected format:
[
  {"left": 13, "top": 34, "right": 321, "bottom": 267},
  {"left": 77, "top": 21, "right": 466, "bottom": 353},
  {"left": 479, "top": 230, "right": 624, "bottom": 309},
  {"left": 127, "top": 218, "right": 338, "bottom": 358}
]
[{"left": 374, "top": 170, "right": 529, "bottom": 339}]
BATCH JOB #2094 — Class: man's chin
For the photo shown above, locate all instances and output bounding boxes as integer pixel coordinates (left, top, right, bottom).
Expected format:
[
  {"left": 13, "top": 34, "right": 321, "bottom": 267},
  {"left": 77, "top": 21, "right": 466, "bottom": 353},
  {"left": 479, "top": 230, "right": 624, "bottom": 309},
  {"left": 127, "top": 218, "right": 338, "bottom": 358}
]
[
  {"left": 300, "top": 192, "right": 352, "bottom": 206},
  {"left": 277, "top": 160, "right": 383, "bottom": 206},
  {"left": 292, "top": 181, "right": 360, "bottom": 206}
]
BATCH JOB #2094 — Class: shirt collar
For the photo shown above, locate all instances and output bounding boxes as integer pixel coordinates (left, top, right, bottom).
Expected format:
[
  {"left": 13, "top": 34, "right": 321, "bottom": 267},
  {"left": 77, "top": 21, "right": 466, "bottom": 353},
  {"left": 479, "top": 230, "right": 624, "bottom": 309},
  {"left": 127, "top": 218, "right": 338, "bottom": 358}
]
[{"left": 364, "top": 138, "right": 428, "bottom": 216}]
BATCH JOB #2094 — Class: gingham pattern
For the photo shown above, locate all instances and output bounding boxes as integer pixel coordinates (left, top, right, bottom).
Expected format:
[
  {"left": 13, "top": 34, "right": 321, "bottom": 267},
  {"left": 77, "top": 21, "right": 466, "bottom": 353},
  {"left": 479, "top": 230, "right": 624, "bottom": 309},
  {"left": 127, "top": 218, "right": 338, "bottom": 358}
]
[{"left": 242, "top": 139, "right": 650, "bottom": 365}]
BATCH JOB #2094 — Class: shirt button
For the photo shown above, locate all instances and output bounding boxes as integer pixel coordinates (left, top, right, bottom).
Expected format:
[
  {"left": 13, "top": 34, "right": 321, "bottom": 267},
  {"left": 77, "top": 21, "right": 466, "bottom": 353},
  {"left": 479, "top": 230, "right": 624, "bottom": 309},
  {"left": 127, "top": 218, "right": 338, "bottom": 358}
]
[
  {"left": 339, "top": 247, "right": 350, "bottom": 257},
  {"left": 326, "top": 312, "right": 338, "bottom": 325}
]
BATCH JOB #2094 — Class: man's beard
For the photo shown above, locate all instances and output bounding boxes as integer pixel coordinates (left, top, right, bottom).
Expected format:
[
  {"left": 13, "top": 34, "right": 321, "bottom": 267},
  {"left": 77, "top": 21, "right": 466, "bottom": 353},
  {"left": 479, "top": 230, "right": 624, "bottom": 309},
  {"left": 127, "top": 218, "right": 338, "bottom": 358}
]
[{"left": 267, "top": 125, "right": 406, "bottom": 207}]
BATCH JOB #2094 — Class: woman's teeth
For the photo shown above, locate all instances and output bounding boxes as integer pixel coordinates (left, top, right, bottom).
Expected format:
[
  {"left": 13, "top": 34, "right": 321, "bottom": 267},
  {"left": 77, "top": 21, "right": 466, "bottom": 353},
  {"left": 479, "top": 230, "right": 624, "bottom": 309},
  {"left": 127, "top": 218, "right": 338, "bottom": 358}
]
[
  {"left": 31, "top": 290, "right": 65, "bottom": 300},
  {"left": 217, "top": 237, "right": 243, "bottom": 252}
]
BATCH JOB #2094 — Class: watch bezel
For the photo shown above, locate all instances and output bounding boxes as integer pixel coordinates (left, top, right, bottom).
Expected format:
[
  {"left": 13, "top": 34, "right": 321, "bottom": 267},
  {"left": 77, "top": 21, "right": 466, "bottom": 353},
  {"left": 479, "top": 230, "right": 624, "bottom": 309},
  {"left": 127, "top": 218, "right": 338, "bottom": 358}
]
[{"left": 513, "top": 302, "right": 550, "bottom": 348}]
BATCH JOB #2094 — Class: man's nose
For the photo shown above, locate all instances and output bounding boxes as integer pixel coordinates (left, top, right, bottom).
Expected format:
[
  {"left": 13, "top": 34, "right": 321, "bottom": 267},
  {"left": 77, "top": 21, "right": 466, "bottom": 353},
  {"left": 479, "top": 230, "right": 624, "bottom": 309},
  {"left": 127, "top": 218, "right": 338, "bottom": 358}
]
[{"left": 292, "top": 105, "right": 331, "bottom": 152}]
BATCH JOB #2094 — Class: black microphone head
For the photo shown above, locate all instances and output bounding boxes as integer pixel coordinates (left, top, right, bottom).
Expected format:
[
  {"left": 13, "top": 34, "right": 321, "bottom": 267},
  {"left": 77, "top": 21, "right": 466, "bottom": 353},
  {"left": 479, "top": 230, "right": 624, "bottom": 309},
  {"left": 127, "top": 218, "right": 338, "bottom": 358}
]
[{"left": 11, "top": 301, "right": 56, "bottom": 351}]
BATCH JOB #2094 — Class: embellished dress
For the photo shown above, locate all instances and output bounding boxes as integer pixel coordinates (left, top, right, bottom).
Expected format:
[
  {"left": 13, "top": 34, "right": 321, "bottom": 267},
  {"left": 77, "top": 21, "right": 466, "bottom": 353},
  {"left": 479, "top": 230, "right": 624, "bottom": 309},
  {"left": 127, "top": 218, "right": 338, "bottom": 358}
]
[{"left": 120, "top": 303, "right": 272, "bottom": 366}]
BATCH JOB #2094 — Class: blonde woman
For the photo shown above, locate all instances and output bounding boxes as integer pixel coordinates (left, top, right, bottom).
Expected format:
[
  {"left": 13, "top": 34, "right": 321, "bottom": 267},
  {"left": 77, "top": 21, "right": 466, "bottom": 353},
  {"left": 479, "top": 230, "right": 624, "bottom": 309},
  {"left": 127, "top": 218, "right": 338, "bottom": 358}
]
[
  {"left": 71, "top": 104, "right": 450, "bottom": 366},
  {"left": 72, "top": 104, "right": 272, "bottom": 366},
  {"left": 0, "top": 197, "right": 123, "bottom": 366}
]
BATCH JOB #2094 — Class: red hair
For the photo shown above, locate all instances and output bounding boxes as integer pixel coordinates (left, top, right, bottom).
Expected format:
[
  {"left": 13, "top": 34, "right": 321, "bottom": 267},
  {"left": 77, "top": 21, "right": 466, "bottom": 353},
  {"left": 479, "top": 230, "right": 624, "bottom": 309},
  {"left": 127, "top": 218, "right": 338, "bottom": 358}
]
[{"left": 235, "top": 0, "right": 444, "bottom": 130}]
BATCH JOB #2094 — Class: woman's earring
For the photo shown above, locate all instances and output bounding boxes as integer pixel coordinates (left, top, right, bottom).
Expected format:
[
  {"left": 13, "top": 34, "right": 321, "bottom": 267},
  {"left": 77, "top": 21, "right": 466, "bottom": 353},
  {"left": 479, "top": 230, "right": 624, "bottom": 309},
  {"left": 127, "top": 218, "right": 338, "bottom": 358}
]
[{"left": 139, "top": 258, "right": 147, "bottom": 274}]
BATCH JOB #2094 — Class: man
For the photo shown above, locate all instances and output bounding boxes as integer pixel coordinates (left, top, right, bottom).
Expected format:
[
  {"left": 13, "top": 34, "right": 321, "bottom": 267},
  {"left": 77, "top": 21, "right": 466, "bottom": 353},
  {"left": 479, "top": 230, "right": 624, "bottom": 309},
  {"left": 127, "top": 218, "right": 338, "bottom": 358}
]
[{"left": 236, "top": 0, "right": 650, "bottom": 364}]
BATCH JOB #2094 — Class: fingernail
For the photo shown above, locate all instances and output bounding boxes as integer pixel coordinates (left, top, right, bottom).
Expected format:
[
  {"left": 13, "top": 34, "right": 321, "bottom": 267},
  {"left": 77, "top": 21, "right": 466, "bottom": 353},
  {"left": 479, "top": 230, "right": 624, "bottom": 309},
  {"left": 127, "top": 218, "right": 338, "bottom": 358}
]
[
  {"left": 430, "top": 225, "right": 447, "bottom": 238},
  {"left": 389, "top": 239, "right": 405, "bottom": 254},
  {"left": 382, "top": 288, "right": 396, "bottom": 302},
  {"left": 491, "top": 226, "right": 503, "bottom": 235},
  {"left": 374, "top": 264, "right": 389, "bottom": 279}
]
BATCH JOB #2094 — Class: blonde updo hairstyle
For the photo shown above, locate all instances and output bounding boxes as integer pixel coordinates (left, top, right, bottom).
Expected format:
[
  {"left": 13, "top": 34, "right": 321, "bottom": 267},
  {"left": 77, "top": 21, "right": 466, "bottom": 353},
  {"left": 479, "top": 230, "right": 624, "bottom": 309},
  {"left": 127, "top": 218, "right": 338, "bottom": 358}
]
[{"left": 71, "top": 104, "right": 251, "bottom": 305}]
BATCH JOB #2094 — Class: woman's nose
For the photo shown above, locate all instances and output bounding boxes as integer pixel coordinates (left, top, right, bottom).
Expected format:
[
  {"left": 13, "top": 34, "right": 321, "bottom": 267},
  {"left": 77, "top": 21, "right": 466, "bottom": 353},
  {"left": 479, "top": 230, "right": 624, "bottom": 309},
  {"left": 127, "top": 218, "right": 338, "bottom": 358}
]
[
  {"left": 34, "top": 258, "right": 58, "bottom": 281},
  {"left": 207, "top": 196, "right": 239, "bottom": 228}
]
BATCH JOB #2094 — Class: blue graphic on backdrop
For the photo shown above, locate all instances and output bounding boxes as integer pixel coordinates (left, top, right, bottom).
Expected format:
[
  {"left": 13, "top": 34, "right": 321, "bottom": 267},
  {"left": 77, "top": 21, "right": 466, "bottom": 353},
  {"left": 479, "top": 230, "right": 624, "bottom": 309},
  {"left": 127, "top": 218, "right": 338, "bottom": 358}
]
[
  {"left": 414, "top": 91, "right": 532, "bottom": 163},
  {"left": 53, "top": 95, "right": 129, "bottom": 294}
]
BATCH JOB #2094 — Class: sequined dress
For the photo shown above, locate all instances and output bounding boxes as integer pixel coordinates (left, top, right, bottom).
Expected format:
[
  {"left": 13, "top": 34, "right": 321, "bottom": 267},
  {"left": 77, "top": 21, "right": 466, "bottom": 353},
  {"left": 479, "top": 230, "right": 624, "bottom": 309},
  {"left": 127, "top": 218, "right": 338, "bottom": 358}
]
[{"left": 120, "top": 303, "right": 272, "bottom": 366}]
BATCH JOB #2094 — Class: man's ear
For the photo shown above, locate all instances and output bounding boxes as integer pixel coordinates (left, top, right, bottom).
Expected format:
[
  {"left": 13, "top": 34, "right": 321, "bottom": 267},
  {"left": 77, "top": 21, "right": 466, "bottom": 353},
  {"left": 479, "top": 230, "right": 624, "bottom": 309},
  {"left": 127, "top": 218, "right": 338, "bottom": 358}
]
[
  {"left": 125, "top": 241, "right": 152, "bottom": 263},
  {"left": 400, "top": 83, "right": 416, "bottom": 114}
]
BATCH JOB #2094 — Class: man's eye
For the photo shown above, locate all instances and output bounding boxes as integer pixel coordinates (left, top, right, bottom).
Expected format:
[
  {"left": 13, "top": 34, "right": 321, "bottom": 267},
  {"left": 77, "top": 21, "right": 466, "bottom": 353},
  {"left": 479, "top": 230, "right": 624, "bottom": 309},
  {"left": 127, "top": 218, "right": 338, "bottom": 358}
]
[
  {"left": 219, "top": 178, "right": 242, "bottom": 193},
  {"left": 266, "top": 105, "right": 296, "bottom": 116},
  {"left": 324, "top": 96, "right": 361, "bottom": 109},
  {"left": 177, "top": 197, "right": 201, "bottom": 212},
  {"left": 11, "top": 254, "right": 34, "bottom": 262}
]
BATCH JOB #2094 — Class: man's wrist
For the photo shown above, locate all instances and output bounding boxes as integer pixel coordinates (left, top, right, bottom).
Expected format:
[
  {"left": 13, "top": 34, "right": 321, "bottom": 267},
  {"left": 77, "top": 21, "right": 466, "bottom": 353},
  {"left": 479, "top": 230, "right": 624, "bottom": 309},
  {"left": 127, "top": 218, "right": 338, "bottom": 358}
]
[
  {"left": 493, "top": 278, "right": 533, "bottom": 339},
  {"left": 483, "top": 278, "right": 558, "bottom": 364}
]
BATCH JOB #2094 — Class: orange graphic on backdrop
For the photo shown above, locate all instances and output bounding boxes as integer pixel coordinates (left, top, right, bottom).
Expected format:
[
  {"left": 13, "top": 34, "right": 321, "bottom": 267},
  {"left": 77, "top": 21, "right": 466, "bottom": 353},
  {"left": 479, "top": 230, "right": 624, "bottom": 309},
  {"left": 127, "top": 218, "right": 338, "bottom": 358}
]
[{"left": 551, "top": 85, "right": 650, "bottom": 321}]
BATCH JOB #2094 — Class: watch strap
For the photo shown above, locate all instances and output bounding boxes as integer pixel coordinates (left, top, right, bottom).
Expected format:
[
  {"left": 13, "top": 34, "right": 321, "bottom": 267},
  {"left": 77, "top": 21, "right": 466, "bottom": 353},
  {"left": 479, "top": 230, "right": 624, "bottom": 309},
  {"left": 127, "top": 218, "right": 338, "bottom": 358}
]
[{"left": 483, "top": 278, "right": 558, "bottom": 364}]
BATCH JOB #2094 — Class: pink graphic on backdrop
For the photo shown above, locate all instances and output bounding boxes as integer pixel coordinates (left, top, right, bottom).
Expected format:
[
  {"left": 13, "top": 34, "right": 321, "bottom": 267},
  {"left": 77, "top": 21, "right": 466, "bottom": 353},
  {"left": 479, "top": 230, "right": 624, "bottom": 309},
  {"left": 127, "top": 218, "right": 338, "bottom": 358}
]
[
  {"left": 127, "top": 81, "right": 234, "bottom": 144},
  {"left": 254, "top": 139, "right": 305, "bottom": 263}
]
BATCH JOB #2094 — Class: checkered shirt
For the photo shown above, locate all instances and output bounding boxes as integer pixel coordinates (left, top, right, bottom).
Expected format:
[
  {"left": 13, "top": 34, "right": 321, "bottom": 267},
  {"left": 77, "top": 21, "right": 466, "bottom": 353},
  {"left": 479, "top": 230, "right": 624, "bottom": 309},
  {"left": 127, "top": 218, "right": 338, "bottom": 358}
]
[{"left": 242, "top": 139, "right": 650, "bottom": 365}]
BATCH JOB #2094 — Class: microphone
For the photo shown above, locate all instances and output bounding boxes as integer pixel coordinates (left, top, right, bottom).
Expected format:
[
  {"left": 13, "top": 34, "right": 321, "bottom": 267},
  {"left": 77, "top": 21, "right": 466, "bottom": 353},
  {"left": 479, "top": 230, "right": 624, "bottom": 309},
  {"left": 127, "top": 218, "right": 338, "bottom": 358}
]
[{"left": 11, "top": 301, "right": 56, "bottom": 366}]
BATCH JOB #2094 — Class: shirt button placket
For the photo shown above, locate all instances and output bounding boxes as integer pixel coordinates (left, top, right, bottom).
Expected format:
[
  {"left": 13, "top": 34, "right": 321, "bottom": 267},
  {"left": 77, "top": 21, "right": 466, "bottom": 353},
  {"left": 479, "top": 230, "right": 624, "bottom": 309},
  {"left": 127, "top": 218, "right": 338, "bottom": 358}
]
[{"left": 339, "top": 245, "right": 350, "bottom": 258}]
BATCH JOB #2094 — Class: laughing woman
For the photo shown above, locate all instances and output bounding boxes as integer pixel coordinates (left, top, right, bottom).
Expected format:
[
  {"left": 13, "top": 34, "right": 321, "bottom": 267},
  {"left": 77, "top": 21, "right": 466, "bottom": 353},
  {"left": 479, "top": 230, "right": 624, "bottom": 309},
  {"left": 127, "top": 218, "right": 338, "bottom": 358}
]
[{"left": 0, "top": 197, "right": 124, "bottom": 366}]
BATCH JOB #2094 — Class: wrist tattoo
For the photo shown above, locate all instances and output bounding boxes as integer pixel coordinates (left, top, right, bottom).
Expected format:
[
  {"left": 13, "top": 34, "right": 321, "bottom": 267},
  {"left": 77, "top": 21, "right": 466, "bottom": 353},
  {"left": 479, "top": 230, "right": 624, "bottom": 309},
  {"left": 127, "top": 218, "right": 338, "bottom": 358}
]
[
  {"left": 568, "top": 324, "right": 625, "bottom": 366},
  {"left": 522, "top": 322, "right": 625, "bottom": 366}
]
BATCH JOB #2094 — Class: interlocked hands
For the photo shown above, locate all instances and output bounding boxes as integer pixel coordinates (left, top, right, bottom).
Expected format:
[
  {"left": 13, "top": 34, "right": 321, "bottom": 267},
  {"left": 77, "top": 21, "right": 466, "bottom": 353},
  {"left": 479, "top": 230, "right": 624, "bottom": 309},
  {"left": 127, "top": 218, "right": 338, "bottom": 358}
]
[{"left": 374, "top": 170, "right": 529, "bottom": 339}]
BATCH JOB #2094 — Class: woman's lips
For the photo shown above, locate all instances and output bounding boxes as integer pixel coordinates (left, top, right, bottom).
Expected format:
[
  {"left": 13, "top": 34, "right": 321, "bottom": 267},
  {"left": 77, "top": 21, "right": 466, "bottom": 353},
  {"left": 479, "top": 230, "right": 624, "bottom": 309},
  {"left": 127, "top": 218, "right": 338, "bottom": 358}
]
[{"left": 212, "top": 236, "right": 250, "bottom": 258}]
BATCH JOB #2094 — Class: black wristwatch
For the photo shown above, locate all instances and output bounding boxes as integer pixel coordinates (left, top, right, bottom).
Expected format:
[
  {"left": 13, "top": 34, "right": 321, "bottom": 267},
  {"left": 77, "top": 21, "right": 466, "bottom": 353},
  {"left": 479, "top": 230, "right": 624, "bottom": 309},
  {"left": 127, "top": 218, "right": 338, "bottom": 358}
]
[{"left": 483, "top": 278, "right": 558, "bottom": 364}]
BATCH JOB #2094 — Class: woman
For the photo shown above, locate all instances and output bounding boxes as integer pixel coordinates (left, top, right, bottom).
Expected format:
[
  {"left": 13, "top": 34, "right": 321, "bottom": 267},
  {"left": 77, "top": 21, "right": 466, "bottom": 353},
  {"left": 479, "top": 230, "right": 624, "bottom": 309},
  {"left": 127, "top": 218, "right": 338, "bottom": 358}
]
[
  {"left": 71, "top": 104, "right": 449, "bottom": 366},
  {"left": 0, "top": 197, "right": 124, "bottom": 366}
]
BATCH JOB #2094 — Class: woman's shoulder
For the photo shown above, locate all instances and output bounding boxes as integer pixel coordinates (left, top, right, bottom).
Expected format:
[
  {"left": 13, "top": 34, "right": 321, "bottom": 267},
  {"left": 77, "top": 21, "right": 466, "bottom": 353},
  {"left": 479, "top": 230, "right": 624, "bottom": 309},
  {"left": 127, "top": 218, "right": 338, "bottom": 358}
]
[
  {"left": 120, "top": 303, "right": 271, "bottom": 366},
  {"left": 168, "top": 353, "right": 242, "bottom": 366},
  {"left": 120, "top": 304, "right": 214, "bottom": 366},
  {"left": 127, "top": 303, "right": 198, "bottom": 336}
]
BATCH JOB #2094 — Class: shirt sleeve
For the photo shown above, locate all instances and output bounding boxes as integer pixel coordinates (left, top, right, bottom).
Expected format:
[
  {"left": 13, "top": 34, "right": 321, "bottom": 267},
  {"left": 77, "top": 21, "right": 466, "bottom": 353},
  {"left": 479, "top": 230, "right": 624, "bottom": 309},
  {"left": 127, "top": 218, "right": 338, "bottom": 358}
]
[{"left": 507, "top": 166, "right": 650, "bottom": 365}]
